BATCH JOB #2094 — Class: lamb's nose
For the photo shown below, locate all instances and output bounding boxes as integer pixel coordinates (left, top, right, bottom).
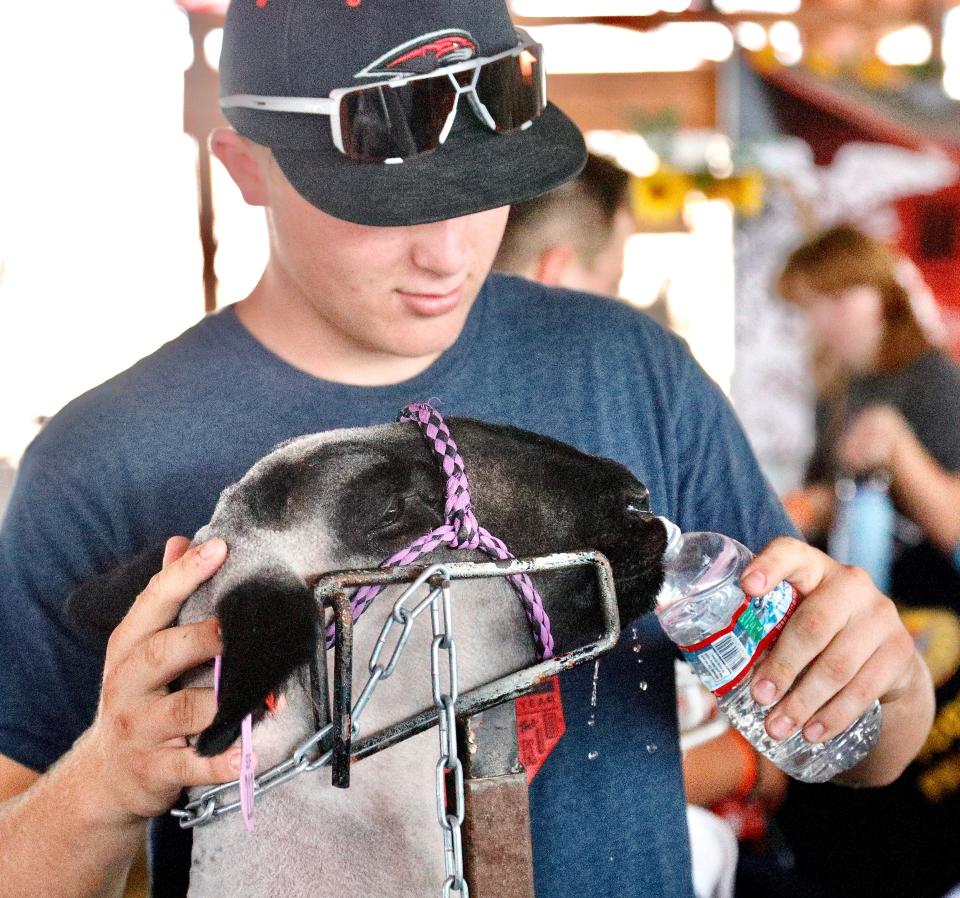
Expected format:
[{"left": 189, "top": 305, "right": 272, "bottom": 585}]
[{"left": 624, "top": 484, "right": 651, "bottom": 517}]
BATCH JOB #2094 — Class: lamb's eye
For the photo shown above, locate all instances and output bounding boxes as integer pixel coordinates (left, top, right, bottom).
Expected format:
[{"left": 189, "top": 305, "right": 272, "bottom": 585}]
[{"left": 376, "top": 496, "right": 406, "bottom": 531}]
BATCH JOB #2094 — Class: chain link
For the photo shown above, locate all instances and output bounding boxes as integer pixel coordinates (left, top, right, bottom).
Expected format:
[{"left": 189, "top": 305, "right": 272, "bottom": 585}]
[
  {"left": 431, "top": 577, "right": 468, "bottom": 896},
  {"left": 172, "top": 563, "right": 468, "bottom": 898}
]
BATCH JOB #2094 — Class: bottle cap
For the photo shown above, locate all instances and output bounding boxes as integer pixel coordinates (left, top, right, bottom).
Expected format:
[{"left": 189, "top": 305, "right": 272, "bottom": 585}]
[{"left": 657, "top": 516, "right": 682, "bottom": 561}]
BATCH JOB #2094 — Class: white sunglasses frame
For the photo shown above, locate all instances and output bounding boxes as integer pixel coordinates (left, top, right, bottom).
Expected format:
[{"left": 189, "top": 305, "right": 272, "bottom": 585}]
[{"left": 220, "top": 33, "right": 546, "bottom": 164}]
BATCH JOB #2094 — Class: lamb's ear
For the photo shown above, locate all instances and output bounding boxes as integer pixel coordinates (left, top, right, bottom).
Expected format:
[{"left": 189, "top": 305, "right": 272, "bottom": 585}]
[
  {"left": 64, "top": 543, "right": 167, "bottom": 643},
  {"left": 196, "top": 573, "right": 319, "bottom": 757}
]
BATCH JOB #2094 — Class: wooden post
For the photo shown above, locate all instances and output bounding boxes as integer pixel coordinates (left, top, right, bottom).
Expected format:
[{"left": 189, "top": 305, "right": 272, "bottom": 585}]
[
  {"left": 183, "top": 9, "right": 226, "bottom": 313},
  {"left": 458, "top": 702, "right": 536, "bottom": 898}
]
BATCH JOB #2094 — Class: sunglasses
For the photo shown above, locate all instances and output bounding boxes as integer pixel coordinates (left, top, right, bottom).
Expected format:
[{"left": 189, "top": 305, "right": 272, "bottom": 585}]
[{"left": 220, "top": 32, "right": 547, "bottom": 164}]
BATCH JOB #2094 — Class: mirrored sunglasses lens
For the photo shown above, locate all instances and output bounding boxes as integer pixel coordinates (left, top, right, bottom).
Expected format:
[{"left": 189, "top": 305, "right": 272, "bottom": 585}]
[
  {"left": 474, "top": 46, "right": 545, "bottom": 132},
  {"left": 339, "top": 79, "right": 457, "bottom": 162}
]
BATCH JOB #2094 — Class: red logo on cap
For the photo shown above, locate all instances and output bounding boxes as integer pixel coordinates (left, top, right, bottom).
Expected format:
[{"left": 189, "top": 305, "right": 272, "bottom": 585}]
[
  {"left": 355, "top": 29, "right": 478, "bottom": 79},
  {"left": 256, "top": 0, "right": 268, "bottom": 7},
  {"left": 388, "top": 36, "right": 476, "bottom": 69}
]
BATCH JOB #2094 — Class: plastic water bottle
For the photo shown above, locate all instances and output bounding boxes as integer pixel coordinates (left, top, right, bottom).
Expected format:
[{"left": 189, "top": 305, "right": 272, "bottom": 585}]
[
  {"left": 655, "top": 517, "right": 882, "bottom": 783},
  {"left": 828, "top": 472, "right": 895, "bottom": 596}
]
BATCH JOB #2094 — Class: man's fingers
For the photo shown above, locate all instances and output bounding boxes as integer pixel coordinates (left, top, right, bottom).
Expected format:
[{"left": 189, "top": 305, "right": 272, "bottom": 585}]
[
  {"left": 739, "top": 536, "right": 835, "bottom": 598},
  {"left": 119, "top": 619, "right": 223, "bottom": 696},
  {"left": 759, "top": 599, "right": 881, "bottom": 739},
  {"left": 108, "top": 538, "right": 227, "bottom": 659},
  {"left": 146, "top": 688, "right": 220, "bottom": 744},
  {"left": 156, "top": 744, "right": 242, "bottom": 792},
  {"left": 792, "top": 648, "right": 893, "bottom": 744},
  {"left": 163, "top": 536, "right": 192, "bottom": 568}
]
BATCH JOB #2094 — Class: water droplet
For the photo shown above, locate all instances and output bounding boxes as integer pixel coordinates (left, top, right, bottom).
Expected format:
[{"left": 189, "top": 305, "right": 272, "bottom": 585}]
[
  {"left": 608, "top": 855, "right": 614, "bottom": 862},
  {"left": 590, "top": 660, "right": 600, "bottom": 708},
  {"left": 638, "top": 680, "right": 648, "bottom": 692},
  {"left": 587, "top": 714, "right": 596, "bottom": 727},
  {"left": 587, "top": 750, "right": 599, "bottom": 760},
  {"left": 632, "top": 644, "right": 642, "bottom": 653},
  {"left": 630, "top": 627, "right": 638, "bottom": 641},
  {"left": 645, "top": 743, "right": 658, "bottom": 754}
]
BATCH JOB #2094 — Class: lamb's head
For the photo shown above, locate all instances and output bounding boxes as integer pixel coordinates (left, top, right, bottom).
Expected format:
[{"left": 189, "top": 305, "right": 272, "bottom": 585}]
[
  {"left": 174, "top": 416, "right": 666, "bottom": 760},
  {"left": 68, "top": 415, "right": 666, "bottom": 768}
]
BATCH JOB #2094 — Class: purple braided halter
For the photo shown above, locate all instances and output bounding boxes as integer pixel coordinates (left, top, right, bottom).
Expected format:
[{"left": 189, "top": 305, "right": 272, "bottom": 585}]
[{"left": 324, "top": 402, "right": 555, "bottom": 660}]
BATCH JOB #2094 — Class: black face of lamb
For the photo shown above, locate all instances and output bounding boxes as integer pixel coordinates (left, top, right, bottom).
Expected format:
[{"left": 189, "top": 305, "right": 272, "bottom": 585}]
[{"left": 446, "top": 419, "right": 667, "bottom": 647}]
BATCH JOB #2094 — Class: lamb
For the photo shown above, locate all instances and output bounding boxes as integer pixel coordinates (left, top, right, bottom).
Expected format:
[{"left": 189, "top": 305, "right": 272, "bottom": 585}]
[{"left": 68, "top": 406, "right": 667, "bottom": 897}]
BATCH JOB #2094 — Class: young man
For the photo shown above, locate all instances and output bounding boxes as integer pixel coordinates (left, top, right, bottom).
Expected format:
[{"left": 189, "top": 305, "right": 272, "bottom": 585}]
[{"left": 0, "top": 2, "right": 933, "bottom": 897}]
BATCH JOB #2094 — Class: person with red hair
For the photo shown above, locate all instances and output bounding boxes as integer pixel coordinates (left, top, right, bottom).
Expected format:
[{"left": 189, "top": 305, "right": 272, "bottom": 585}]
[{"left": 780, "top": 224, "right": 960, "bottom": 602}]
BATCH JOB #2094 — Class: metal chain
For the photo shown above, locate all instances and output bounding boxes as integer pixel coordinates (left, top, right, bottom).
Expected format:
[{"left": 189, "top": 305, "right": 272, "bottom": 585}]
[
  {"left": 172, "top": 562, "right": 468, "bottom": 898},
  {"left": 431, "top": 575, "right": 468, "bottom": 898}
]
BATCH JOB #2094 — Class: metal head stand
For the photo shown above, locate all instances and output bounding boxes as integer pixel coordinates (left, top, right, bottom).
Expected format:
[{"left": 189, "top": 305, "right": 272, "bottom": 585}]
[{"left": 176, "top": 551, "right": 621, "bottom": 897}]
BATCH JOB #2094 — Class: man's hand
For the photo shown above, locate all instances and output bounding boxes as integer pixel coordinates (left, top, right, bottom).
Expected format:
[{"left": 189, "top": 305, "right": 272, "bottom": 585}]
[
  {"left": 740, "top": 538, "right": 933, "bottom": 784},
  {"left": 84, "top": 536, "right": 240, "bottom": 823},
  {"left": 839, "top": 405, "right": 916, "bottom": 476}
]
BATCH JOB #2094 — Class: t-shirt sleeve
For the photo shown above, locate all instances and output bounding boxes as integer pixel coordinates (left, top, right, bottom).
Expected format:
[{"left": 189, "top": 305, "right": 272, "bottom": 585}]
[
  {"left": 671, "top": 352, "right": 799, "bottom": 552},
  {"left": 0, "top": 441, "right": 114, "bottom": 772}
]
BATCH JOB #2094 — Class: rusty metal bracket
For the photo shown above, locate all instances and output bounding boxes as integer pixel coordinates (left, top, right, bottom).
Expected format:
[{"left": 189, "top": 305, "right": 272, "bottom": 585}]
[
  {"left": 322, "top": 589, "right": 354, "bottom": 789},
  {"left": 176, "top": 552, "right": 620, "bottom": 831},
  {"left": 311, "top": 550, "right": 620, "bottom": 764}
]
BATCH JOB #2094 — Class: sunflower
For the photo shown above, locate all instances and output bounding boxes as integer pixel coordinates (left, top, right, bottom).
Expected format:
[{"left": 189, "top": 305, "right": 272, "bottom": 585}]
[
  {"left": 855, "top": 56, "right": 903, "bottom": 90},
  {"left": 630, "top": 167, "right": 691, "bottom": 225},
  {"left": 804, "top": 51, "right": 842, "bottom": 79},
  {"left": 734, "top": 169, "right": 766, "bottom": 217}
]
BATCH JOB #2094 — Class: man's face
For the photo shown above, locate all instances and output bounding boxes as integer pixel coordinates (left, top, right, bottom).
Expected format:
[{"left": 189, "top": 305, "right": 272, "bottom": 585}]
[
  {"left": 795, "top": 280, "right": 885, "bottom": 373},
  {"left": 262, "top": 154, "right": 509, "bottom": 373}
]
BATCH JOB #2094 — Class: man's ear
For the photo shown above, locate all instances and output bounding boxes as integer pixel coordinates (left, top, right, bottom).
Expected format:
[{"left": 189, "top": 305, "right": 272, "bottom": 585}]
[
  {"left": 209, "top": 127, "right": 271, "bottom": 207},
  {"left": 534, "top": 244, "right": 577, "bottom": 287}
]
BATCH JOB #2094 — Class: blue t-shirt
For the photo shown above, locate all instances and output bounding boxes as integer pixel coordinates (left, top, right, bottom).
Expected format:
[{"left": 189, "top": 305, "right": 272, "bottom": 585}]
[{"left": 0, "top": 274, "right": 794, "bottom": 897}]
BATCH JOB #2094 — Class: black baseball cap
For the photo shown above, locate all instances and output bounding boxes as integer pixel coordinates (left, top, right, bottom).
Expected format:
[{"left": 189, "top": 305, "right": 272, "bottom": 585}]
[{"left": 219, "top": 0, "right": 587, "bottom": 227}]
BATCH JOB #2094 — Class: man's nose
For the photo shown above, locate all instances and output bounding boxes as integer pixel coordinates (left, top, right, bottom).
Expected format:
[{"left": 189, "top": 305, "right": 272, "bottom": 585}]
[{"left": 410, "top": 218, "right": 469, "bottom": 277}]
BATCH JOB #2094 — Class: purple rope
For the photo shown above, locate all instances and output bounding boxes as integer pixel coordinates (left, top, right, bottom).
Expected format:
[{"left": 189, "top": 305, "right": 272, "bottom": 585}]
[{"left": 324, "top": 403, "right": 554, "bottom": 660}]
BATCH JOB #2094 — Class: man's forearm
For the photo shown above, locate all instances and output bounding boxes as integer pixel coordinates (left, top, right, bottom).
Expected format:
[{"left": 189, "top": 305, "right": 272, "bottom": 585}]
[
  {"left": 891, "top": 437, "right": 960, "bottom": 553},
  {"left": 0, "top": 733, "right": 145, "bottom": 898}
]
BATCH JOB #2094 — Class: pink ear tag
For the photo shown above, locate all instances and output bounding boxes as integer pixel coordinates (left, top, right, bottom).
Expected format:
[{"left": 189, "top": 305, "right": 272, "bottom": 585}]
[
  {"left": 240, "top": 714, "right": 256, "bottom": 832},
  {"left": 213, "top": 654, "right": 255, "bottom": 831},
  {"left": 213, "top": 655, "right": 222, "bottom": 703}
]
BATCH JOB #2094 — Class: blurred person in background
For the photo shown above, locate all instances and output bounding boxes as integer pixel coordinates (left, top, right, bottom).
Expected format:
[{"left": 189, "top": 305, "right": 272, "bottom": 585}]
[
  {"left": 775, "top": 223, "right": 960, "bottom": 898},
  {"left": 779, "top": 224, "right": 960, "bottom": 606},
  {"left": 493, "top": 151, "right": 636, "bottom": 296},
  {"left": 840, "top": 405, "right": 960, "bottom": 571}
]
